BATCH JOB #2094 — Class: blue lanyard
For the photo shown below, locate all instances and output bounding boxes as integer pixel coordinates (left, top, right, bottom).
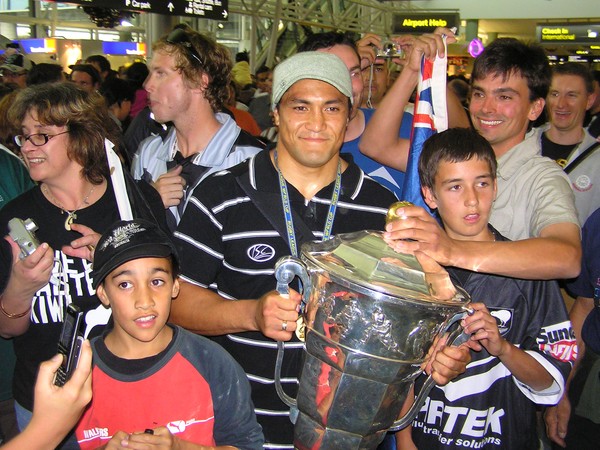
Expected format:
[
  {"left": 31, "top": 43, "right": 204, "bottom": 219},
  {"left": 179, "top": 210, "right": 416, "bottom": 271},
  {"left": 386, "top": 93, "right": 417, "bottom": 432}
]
[{"left": 273, "top": 150, "right": 342, "bottom": 257}]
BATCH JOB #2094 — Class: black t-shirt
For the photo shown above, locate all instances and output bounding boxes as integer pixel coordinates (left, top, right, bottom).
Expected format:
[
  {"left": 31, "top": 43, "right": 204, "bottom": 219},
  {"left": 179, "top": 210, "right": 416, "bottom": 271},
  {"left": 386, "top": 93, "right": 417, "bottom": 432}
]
[
  {"left": 0, "top": 184, "right": 120, "bottom": 410},
  {"left": 0, "top": 174, "right": 167, "bottom": 410},
  {"left": 540, "top": 132, "right": 578, "bottom": 165}
]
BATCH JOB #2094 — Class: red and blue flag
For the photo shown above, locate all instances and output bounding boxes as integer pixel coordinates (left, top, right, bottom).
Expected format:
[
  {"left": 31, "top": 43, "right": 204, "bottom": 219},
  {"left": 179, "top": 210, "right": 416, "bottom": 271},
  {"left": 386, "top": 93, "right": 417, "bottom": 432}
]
[{"left": 401, "top": 42, "right": 449, "bottom": 211}]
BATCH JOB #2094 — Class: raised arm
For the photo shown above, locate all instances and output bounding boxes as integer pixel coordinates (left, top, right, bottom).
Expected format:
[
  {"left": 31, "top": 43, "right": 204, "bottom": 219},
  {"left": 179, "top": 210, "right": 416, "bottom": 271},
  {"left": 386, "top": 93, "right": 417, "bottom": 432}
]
[
  {"left": 359, "top": 29, "right": 466, "bottom": 172},
  {"left": 385, "top": 206, "right": 581, "bottom": 280},
  {"left": 2, "top": 341, "right": 93, "bottom": 450}
]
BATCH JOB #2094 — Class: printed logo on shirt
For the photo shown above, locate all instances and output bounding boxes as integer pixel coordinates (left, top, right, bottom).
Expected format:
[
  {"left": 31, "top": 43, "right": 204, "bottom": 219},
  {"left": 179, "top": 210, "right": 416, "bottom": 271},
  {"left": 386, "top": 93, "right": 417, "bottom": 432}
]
[
  {"left": 166, "top": 417, "right": 215, "bottom": 434},
  {"left": 538, "top": 320, "right": 577, "bottom": 363},
  {"left": 82, "top": 427, "right": 109, "bottom": 440},
  {"left": 31, "top": 249, "right": 106, "bottom": 332},
  {"left": 573, "top": 175, "right": 592, "bottom": 192},
  {"left": 247, "top": 243, "right": 275, "bottom": 262},
  {"left": 413, "top": 397, "right": 505, "bottom": 447},
  {"left": 489, "top": 308, "right": 513, "bottom": 335}
]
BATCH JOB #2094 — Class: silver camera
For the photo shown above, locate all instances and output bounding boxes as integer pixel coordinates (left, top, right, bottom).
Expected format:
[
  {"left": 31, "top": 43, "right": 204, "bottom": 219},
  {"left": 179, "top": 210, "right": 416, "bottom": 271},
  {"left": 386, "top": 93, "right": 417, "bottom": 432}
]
[
  {"left": 376, "top": 41, "right": 404, "bottom": 59},
  {"left": 9, "top": 218, "right": 40, "bottom": 259}
]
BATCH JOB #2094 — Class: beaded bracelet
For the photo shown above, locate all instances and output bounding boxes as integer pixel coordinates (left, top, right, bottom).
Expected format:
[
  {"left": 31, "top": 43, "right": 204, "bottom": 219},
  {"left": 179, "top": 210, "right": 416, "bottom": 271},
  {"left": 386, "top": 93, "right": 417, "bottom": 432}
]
[{"left": 0, "top": 298, "right": 31, "bottom": 319}]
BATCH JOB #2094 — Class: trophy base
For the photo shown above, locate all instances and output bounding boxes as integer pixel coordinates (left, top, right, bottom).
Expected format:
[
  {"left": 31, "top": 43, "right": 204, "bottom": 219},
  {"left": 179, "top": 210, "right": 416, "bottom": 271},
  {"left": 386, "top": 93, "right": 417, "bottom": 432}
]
[{"left": 293, "top": 411, "right": 387, "bottom": 450}]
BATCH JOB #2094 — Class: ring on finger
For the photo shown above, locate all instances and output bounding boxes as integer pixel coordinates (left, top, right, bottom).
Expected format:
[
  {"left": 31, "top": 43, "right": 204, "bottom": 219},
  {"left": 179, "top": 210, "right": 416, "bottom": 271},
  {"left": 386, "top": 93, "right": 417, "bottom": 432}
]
[{"left": 281, "top": 320, "right": 288, "bottom": 331}]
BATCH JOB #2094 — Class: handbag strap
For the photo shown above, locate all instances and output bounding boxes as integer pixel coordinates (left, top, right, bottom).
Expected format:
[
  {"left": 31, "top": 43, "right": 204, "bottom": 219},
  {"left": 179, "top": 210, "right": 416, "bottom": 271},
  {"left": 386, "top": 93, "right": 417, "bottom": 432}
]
[
  {"left": 235, "top": 172, "right": 317, "bottom": 250},
  {"left": 564, "top": 141, "right": 600, "bottom": 174}
]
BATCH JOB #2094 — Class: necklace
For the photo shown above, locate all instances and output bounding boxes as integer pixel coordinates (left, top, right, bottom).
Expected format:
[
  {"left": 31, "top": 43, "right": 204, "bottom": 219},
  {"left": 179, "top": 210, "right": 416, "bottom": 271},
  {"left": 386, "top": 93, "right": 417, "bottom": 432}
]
[
  {"left": 273, "top": 150, "right": 342, "bottom": 257},
  {"left": 42, "top": 183, "right": 96, "bottom": 231}
]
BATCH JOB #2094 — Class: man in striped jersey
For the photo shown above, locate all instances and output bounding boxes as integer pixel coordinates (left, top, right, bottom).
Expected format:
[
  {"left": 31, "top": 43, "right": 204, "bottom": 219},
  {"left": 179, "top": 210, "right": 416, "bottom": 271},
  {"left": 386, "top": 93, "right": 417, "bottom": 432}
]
[{"left": 169, "top": 52, "right": 471, "bottom": 449}]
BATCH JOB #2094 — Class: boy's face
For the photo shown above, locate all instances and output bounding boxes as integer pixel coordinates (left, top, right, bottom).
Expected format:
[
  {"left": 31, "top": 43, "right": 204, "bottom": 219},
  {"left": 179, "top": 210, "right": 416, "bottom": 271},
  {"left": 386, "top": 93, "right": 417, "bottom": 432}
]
[
  {"left": 96, "top": 257, "right": 179, "bottom": 358},
  {"left": 422, "top": 158, "right": 497, "bottom": 242}
]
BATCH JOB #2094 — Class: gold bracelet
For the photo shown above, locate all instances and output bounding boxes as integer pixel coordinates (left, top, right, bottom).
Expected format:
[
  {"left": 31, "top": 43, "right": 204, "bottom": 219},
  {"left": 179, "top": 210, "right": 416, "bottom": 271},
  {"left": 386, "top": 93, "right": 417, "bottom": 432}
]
[{"left": 0, "top": 298, "right": 31, "bottom": 319}]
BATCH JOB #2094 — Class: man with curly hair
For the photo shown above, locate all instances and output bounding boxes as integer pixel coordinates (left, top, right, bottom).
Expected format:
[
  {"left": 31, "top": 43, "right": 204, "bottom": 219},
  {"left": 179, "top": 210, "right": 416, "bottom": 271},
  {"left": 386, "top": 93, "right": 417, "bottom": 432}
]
[{"left": 132, "top": 25, "right": 265, "bottom": 230}]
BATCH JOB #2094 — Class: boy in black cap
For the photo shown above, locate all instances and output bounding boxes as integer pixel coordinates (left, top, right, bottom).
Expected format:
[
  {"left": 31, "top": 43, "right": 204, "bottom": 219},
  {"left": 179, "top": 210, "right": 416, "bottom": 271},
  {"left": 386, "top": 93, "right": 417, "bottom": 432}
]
[{"left": 74, "top": 219, "right": 263, "bottom": 450}]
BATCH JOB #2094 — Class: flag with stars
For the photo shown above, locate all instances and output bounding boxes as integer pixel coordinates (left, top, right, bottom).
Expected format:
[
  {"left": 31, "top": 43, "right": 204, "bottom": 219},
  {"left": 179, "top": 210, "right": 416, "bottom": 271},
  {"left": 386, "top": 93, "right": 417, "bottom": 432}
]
[{"left": 401, "top": 39, "right": 449, "bottom": 211}]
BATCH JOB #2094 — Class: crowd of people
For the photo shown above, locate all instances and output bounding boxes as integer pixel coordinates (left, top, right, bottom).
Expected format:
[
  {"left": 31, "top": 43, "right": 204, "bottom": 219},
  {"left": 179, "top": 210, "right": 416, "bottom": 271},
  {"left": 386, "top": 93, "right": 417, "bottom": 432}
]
[{"left": 0, "top": 21, "right": 599, "bottom": 450}]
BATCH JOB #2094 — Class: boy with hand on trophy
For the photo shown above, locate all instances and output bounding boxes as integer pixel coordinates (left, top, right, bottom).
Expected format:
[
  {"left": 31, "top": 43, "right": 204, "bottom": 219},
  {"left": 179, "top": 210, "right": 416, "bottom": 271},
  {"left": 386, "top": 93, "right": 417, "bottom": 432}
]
[{"left": 395, "top": 128, "right": 576, "bottom": 449}]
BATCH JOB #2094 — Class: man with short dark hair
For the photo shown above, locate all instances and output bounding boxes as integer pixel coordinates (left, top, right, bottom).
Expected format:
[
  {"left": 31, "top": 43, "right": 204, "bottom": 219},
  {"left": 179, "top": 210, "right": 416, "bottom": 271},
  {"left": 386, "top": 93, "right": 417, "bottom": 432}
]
[
  {"left": 169, "top": 51, "right": 470, "bottom": 449},
  {"left": 85, "top": 55, "right": 112, "bottom": 81},
  {"left": 248, "top": 64, "right": 273, "bottom": 130},
  {"left": 99, "top": 77, "right": 136, "bottom": 131},
  {"left": 371, "top": 35, "right": 581, "bottom": 280},
  {"left": 539, "top": 62, "right": 599, "bottom": 224},
  {"left": 69, "top": 64, "right": 101, "bottom": 94},
  {"left": 361, "top": 57, "right": 390, "bottom": 109}
]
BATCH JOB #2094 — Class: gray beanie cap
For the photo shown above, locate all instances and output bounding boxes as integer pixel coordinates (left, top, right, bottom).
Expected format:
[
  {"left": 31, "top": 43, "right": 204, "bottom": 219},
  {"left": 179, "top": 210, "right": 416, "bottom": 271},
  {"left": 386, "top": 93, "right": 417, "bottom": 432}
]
[{"left": 271, "top": 51, "right": 353, "bottom": 111}]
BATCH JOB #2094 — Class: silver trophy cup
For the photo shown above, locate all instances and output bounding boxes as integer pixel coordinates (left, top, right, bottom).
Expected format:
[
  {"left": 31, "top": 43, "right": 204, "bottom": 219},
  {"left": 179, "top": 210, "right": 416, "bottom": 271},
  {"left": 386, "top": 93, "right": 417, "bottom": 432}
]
[{"left": 274, "top": 231, "right": 471, "bottom": 449}]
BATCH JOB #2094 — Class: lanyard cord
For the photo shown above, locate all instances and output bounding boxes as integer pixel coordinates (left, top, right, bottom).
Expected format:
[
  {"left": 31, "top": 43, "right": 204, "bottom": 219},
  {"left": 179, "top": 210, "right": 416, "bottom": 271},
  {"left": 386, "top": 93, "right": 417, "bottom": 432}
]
[{"left": 273, "top": 150, "right": 342, "bottom": 256}]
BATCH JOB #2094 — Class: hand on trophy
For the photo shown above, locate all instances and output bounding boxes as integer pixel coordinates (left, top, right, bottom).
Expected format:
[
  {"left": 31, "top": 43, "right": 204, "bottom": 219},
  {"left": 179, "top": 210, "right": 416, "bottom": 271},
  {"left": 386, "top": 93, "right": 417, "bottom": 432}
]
[
  {"left": 460, "top": 302, "right": 510, "bottom": 356},
  {"left": 255, "top": 289, "right": 302, "bottom": 341},
  {"left": 384, "top": 204, "right": 456, "bottom": 267},
  {"left": 422, "top": 333, "right": 471, "bottom": 386}
]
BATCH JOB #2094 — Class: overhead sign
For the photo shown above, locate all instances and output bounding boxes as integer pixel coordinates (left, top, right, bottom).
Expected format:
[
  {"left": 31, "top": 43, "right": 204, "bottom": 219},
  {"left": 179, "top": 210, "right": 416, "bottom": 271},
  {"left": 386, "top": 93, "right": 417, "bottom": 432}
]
[
  {"left": 102, "top": 42, "right": 146, "bottom": 55},
  {"left": 393, "top": 13, "right": 459, "bottom": 34},
  {"left": 536, "top": 23, "right": 600, "bottom": 44},
  {"left": 20, "top": 39, "right": 57, "bottom": 54},
  {"left": 52, "top": 0, "right": 229, "bottom": 21}
]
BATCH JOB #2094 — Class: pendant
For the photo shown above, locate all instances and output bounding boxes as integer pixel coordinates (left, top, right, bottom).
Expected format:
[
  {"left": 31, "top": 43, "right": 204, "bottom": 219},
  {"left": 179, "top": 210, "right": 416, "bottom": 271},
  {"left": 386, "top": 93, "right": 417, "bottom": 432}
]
[
  {"left": 65, "top": 212, "right": 77, "bottom": 231},
  {"left": 295, "top": 316, "right": 306, "bottom": 342}
]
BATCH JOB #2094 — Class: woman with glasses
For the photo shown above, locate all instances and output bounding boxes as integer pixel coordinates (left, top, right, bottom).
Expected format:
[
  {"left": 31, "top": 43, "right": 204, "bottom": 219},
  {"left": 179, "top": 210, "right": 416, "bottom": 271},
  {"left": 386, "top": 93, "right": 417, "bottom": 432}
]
[{"left": 0, "top": 82, "right": 163, "bottom": 449}]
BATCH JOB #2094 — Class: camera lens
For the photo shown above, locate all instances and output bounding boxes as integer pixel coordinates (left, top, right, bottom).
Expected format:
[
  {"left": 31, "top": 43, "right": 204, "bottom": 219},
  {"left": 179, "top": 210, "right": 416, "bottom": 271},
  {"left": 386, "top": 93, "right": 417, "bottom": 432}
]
[{"left": 377, "top": 42, "right": 402, "bottom": 58}]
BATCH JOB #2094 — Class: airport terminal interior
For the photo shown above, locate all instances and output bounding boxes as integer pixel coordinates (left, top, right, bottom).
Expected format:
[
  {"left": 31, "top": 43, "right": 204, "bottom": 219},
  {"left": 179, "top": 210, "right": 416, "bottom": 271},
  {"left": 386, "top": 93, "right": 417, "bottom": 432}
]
[{"left": 0, "top": 0, "right": 599, "bottom": 75}]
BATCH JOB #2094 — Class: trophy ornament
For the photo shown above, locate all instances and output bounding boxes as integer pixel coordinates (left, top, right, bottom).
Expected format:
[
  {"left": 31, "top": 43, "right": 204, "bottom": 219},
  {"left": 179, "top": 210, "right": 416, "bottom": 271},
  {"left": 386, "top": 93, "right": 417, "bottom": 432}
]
[{"left": 273, "top": 229, "right": 472, "bottom": 449}]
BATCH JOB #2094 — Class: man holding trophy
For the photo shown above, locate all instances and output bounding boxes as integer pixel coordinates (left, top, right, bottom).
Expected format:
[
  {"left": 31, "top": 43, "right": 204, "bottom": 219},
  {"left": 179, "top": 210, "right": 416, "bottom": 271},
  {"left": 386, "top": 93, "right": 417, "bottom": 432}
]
[{"left": 169, "top": 47, "right": 471, "bottom": 449}]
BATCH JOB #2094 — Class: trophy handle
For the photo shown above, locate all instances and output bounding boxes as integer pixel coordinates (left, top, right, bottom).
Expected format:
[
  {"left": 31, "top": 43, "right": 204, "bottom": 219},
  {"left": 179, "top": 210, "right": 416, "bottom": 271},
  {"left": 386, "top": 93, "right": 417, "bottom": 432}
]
[
  {"left": 388, "top": 305, "right": 473, "bottom": 431},
  {"left": 274, "top": 255, "right": 311, "bottom": 305},
  {"left": 273, "top": 256, "right": 310, "bottom": 412}
]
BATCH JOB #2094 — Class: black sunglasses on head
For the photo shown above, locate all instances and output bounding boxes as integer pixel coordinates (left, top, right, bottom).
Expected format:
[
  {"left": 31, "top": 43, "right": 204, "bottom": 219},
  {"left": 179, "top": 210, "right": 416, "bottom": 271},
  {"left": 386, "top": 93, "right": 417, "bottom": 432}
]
[{"left": 166, "top": 28, "right": 203, "bottom": 66}]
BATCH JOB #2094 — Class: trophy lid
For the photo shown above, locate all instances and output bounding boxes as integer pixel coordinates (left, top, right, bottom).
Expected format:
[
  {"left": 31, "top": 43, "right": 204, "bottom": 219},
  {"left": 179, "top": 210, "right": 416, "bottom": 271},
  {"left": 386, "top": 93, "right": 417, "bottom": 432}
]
[{"left": 301, "top": 230, "right": 468, "bottom": 306}]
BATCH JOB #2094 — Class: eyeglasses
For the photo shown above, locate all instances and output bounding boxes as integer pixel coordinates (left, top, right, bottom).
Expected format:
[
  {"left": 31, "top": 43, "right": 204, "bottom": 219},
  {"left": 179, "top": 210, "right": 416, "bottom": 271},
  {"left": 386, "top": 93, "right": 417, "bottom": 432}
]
[
  {"left": 166, "top": 28, "right": 203, "bottom": 67},
  {"left": 14, "top": 130, "right": 69, "bottom": 147}
]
